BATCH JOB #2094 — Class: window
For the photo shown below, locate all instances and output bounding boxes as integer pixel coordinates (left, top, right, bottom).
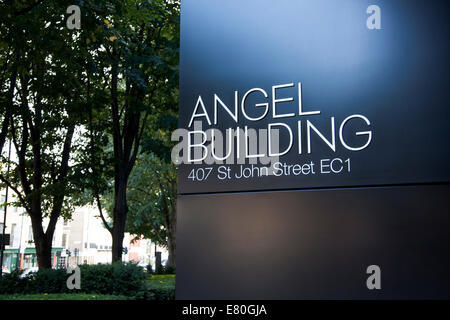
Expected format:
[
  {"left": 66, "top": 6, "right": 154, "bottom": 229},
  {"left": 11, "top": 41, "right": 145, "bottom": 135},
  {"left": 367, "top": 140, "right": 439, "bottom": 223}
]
[
  {"left": 28, "top": 225, "right": 34, "bottom": 242},
  {"left": 62, "top": 234, "right": 67, "bottom": 247},
  {"left": 2, "top": 253, "right": 11, "bottom": 269},
  {"left": 23, "top": 254, "right": 36, "bottom": 269},
  {"left": 10, "top": 224, "right": 16, "bottom": 246},
  {"left": 59, "top": 257, "right": 66, "bottom": 268}
]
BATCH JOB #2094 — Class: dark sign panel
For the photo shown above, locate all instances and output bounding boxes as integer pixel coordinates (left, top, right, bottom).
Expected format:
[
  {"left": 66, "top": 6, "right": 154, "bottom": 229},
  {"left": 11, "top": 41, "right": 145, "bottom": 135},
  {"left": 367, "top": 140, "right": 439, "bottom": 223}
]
[
  {"left": 177, "top": 185, "right": 450, "bottom": 299},
  {"left": 178, "top": 0, "right": 450, "bottom": 194}
]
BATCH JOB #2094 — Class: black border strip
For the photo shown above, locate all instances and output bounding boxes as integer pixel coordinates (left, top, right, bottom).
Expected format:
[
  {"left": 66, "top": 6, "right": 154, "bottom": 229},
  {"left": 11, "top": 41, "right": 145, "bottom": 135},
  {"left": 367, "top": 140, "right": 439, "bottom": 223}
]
[{"left": 178, "top": 181, "right": 450, "bottom": 197}]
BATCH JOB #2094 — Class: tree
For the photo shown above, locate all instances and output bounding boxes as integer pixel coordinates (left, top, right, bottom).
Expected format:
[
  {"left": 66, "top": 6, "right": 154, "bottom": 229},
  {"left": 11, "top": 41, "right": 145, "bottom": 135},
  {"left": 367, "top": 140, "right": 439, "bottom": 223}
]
[
  {"left": 0, "top": 0, "right": 91, "bottom": 269},
  {"left": 0, "top": 0, "right": 180, "bottom": 268},
  {"left": 126, "top": 152, "right": 177, "bottom": 267},
  {"left": 79, "top": 0, "right": 180, "bottom": 262},
  {"left": 0, "top": 3, "right": 20, "bottom": 156}
]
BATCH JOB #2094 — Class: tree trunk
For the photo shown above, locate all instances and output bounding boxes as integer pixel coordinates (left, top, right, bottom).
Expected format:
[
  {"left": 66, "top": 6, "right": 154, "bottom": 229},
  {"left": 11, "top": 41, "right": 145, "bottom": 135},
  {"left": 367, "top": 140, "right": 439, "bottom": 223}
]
[
  {"left": 30, "top": 215, "right": 53, "bottom": 270},
  {"left": 111, "top": 176, "right": 128, "bottom": 262},
  {"left": 111, "top": 225, "right": 125, "bottom": 262},
  {"left": 167, "top": 230, "right": 176, "bottom": 268},
  {"left": 167, "top": 205, "right": 177, "bottom": 268},
  {"left": 34, "top": 235, "right": 52, "bottom": 269}
]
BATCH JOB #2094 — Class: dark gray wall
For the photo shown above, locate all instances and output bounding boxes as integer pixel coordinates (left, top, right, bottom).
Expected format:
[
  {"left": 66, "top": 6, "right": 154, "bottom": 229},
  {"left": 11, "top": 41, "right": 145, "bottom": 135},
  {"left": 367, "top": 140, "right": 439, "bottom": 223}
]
[{"left": 177, "top": 185, "right": 450, "bottom": 299}]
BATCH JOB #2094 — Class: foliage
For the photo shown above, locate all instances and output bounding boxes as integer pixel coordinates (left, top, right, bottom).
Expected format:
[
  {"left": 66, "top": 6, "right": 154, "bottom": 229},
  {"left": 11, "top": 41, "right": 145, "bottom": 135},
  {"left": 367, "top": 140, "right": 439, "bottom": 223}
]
[
  {"left": 0, "top": 270, "right": 29, "bottom": 294},
  {"left": 0, "top": 262, "right": 147, "bottom": 298},
  {"left": 78, "top": 262, "right": 146, "bottom": 297},
  {"left": 0, "top": 0, "right": 180, "bottom": 266},
  {"left": 151, "top": 262, "right": 175, "bottom": 275},
  {"left": 27, "top": 268, "right": 69, "bottom": 294},
  {"left": 74, "top": 0, "right": 180, "bottom": 262},
  {"left": 145, "top": 274, "right": 175, "bottom": 300},
  {"left": 163, "top": 264, "right": 176, "bottom": 275},
  {"left": 155, "top": 260, "right": 165, "bottom": 275},
  {"left": 0, "top": 293, "right": 131, "bottom": 300},
  {"left": 0, "top": 0, "right": 94, "bottom": 220},
  {"left": 0, "top": 263, "right": 175, "bottom": 300},
  {"left": 0, "top": 0, "right": 103, "bottom": 269},
  {"left": 127, "top": 152, "right": 176, "bottom": 247},
  {"left": 0, "top": 269, "right": 69, "bottom": 294}
]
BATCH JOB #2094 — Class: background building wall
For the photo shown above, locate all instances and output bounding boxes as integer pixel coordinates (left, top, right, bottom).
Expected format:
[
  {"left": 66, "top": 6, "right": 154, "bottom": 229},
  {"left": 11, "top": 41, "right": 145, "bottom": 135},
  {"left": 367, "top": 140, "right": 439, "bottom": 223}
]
[{"left": 1, "top": 194, "right": 168, "bottom": 272}]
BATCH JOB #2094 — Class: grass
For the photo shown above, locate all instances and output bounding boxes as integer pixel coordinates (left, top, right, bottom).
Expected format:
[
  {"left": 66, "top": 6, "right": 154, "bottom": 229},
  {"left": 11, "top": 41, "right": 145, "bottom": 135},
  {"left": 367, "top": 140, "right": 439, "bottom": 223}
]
[
  {"left": 149, "top": 274, "right": 176, "bottom": 279},
  {"left": 0, "top": 293, "right": 131, "bottom": 300},
  {"left": 0, "top": 274, "right": 176, "bottom": 300},
  {"left": 144, "top": 274, "right": 175, "bottom": 300},
  {"left": 146, "top": 274, "right": 176, "bottom": 290}
]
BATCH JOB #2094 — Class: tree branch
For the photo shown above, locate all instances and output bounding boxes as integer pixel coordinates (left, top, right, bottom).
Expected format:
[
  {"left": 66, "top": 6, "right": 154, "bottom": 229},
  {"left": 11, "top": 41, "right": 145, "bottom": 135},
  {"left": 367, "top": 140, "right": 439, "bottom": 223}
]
[
  {"left": 0, "top": 50, "right": 18, "bottom": 153},
  {"left": 46, "top": 124, "right": 75, "bottom": 238},
  {"left": 0, "top": 174, "right": 30, "bottom": 213},
  {"left": 55, "top": 124, "right": 75, "bottom": 182},
  {"left": 111, "top": 49, "right": 123, "bottom": 160},
  {"left": 12, "top": 117, "right": 32, "bottom": 195},
  {"left": 96, "top": 194, "right": 112, "bottom": 234}
]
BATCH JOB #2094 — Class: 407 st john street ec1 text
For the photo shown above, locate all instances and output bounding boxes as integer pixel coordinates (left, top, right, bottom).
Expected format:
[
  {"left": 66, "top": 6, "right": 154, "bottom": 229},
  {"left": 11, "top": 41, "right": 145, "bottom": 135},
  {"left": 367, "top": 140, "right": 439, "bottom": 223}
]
[{"left": 187, "top": 158, "right": 351, "bottom": 182}]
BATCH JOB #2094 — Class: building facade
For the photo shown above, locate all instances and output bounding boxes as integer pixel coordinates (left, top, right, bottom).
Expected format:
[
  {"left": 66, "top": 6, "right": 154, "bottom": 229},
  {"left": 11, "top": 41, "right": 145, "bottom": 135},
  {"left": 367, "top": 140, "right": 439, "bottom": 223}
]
[
  {"left": 1, "top": 191, "right": 168, "bottom": 272},
  {"left": 0, "top": 192, "right": 65, "bottom": 272}
]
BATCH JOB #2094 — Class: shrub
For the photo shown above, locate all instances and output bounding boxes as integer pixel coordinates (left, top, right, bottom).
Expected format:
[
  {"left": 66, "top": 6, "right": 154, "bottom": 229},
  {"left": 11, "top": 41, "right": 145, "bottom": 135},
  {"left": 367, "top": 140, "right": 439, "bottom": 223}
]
[
  {"left": 155, "top": 262, "right": 164, "bottom": 275},
  {"left": 145, "top": 287, "right": 175, "bottom": 300},
  {"left": 164, "top": 265, "right": 176, "bottom": 275},
  {"left": 0, "top": 269, "right": 69, "bottom": 294},
  {"left": 77, "top": 263, "right": 114, "bottom": 295},
  {"left": 144, "top": 275, "right": 175, "bottom": 300},
  {"left": 0, "top": 262, "right": 147, "bottom": 298},
  {"left": 78, "top": 262, "right": 146, "bottom": 297},
  {"left": 0, "top": 293, "right": 131, "bottom": 300},
  {"left": 153, "top": 263, "right": 175, "bottom": 275},
  {"left": 29, "top": 268, "right": 69, "bottom": 294},
  {"left": 0, "top": 270, "right": 29, "bottom": 294}
]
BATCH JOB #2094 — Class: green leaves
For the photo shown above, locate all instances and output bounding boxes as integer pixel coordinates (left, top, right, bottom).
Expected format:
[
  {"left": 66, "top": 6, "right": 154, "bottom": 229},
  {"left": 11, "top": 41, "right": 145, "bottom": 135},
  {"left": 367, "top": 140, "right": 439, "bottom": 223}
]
[
  {"left": 0, "top": 0, "right": 180, "bottom": 265},
  {"left": 125, "top": 152, "right": 177, "bottom": 247}
]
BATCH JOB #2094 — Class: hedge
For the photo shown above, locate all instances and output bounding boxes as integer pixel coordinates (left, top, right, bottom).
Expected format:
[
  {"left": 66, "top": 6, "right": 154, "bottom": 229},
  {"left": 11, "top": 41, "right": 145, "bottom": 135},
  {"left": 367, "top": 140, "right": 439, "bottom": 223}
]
[{"left": 0, "top": 262, "right": 175, "bottom": 300}]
